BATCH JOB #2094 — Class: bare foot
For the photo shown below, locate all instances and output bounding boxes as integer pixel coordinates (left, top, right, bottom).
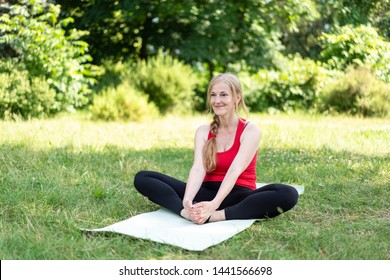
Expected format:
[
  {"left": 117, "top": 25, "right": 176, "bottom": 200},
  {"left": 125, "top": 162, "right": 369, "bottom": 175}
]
[
  {"left": 209, "top": 210, "right": 226, "bottom": 222},
  {"left": 180, "top": 208, "right": 191, "bottom": 220}
]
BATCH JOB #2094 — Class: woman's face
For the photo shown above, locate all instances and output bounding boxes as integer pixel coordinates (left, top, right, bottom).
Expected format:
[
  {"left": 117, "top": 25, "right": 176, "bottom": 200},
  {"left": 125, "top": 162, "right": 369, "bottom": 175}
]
[{"left": 210, "top": 81, "right": 239, "bottom": 116}]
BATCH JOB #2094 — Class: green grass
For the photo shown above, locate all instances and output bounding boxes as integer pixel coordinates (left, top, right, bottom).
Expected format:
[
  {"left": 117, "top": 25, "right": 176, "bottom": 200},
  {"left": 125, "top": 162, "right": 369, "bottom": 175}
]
[{"left": 0, "top": 113, "right": 389, "bottom": 259}]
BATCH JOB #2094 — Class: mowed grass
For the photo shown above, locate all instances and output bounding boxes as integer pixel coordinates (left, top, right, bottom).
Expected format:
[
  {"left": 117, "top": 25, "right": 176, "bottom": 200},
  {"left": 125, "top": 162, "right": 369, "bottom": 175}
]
[{"left": 0, "top": 113, "right": 389, "bottom": 259}]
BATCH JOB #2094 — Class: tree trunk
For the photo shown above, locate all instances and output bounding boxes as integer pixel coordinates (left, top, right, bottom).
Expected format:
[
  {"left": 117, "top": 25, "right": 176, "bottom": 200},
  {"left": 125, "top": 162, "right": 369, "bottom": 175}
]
[
  {"left": 207, "top": 60, "right": 215, "bottom": 81},
  {"left": 139, "top": 16, "right": 154, "bottom": 61}
]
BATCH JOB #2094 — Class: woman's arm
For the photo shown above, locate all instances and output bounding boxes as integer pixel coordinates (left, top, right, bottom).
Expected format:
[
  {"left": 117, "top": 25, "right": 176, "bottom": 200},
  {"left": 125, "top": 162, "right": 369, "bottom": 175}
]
[
  {"left": 193, "top": 123, "right": 261, "bottom": 222},
  {"left": 182, "top": 125, "right": 209, "bottom": 208}
]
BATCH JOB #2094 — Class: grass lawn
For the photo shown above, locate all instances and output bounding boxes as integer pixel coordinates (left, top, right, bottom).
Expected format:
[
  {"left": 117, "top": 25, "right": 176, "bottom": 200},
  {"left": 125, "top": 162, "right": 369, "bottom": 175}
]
[{"left": 0, "top": 113, "right": 389, "bottom": 259}]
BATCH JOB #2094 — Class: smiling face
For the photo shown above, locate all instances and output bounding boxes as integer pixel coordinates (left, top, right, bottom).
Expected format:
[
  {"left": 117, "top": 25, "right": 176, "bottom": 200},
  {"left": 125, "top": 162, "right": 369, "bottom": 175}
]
[
  {"left": 206, "top": 73, "right": 248, "bottom": 118},
  {"left": 210, "top": 82, "right": 239, "bottom": 116}
]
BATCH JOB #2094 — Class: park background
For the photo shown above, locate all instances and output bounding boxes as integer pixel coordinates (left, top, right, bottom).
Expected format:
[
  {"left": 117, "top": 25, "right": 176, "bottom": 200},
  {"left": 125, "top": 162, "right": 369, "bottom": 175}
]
[{"left": 0, "top": 0, "right": 389, "bottom": 259}]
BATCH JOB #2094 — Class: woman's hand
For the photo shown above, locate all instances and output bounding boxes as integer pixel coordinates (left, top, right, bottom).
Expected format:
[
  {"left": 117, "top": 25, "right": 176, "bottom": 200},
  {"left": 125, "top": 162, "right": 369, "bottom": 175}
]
[
  {"left": 190, "top": 201, "right": 219, "bottom": 224},
  {"left": 180, "top": 199, "right": 195, "bottom": 221},
  {"left": 182, "top": 199, "right": 193, "bottom": 210}
]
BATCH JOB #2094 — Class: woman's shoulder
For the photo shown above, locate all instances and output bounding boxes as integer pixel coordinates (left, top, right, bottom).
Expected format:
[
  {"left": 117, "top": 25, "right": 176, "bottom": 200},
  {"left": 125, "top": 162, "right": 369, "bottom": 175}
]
[
  {"left": 195, "top": 124, "right": 211, "bottom": 140},
  {"left": 242, "top": 121, "right": 261, "bottom": 139},
  {"left": 244, "top": 120, "right": 260, "bottom": 132},
  {"left": 196, "top": 124, "right": 211, "bottom": 133}
]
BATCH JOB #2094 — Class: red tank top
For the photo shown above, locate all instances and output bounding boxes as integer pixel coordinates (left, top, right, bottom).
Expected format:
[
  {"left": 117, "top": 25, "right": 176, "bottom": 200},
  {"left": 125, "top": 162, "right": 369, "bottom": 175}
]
[{"left": 203, "top": 118, "right": 257, "bottom": 190}]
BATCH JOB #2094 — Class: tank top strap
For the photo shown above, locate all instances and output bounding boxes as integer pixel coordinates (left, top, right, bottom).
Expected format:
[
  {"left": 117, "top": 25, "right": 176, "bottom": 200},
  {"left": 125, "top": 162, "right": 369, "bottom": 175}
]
[
  {"left": 233, "top": 118, "right": 247, "bottom": 145},
  {"left": 207, "top": 129, "right": 215, "bottom": 140}
]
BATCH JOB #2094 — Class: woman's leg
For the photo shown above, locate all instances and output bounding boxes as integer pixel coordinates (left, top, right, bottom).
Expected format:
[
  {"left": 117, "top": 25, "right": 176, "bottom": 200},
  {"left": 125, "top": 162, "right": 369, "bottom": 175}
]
[
  {"left": 134, "top": 172, "right": 219, "bottom": 219},
  {"left": 223, "top": 184, "right": 299, "bottom": 220},
  {"left": 133, "top": 170, "right": 187, "bottom": 215}
]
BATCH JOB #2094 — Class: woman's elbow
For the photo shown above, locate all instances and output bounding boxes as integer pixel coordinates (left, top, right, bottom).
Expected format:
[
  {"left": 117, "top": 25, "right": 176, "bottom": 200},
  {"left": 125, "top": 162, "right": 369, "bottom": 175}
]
[{"left": 190, "top": 165, "right": 206, "bottom": 176}]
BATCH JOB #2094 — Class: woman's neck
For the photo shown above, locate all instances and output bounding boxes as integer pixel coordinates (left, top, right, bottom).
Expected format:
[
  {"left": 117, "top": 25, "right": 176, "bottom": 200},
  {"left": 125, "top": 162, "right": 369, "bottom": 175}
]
[{"left": 218, "top": 113, "right": 240, "bottom": 130}]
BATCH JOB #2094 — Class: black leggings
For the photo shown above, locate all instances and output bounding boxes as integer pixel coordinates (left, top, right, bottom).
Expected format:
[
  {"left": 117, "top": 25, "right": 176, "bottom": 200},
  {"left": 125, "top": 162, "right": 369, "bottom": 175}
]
[{"left": 133, "top": 170, "right": 299, "bottom": 220}]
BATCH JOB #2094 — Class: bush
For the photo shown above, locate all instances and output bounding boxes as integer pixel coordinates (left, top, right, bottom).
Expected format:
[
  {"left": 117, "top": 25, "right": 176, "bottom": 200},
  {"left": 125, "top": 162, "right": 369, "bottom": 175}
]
[
  {"left": 0, "top": 2, "right": 100, "bottom": 115},
  {"left": 241, "top": 55, "right": 331, "bottom": 112},
  {"left": 93, "top": 59, "right": 127, "bottom": 93},
  {"left": 130, "top": 52, "right": 198, "bottom": 113},
  {"left": 89, "top": 83, "right": 159, "bottom": 122},
  {"left": 0, "top": 59, "right": 56, "bottom": 119},
  {"left": 320, "top": 67, "right": 390, "bottom": 117},
  {"left": 320, "top": 25, "right": 390, "bottom": 83}
]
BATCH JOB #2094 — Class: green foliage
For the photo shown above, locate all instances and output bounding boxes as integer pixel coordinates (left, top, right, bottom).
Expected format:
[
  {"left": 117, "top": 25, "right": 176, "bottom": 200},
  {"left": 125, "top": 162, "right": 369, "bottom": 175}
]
[
  {"left": 130, "top": 52, "right": 198, "bottom": 113},
  {"left": 192, "top": 65, "right": 212, "bottom": 112},
  {"left": 56, "top": 0, "right": 319, "bottom": 76},
  {"left": 281, "top": 0, "right": 389, "bottom": 59},
  {"left": 320, "top": 25, "right": 390, "bottom": 82},
  {"left": 320, "top": 67, "right": 390, "bottom": 117},
  {"left": 89, "top": 54, "right": 198, "bottom": 120},
  {"left": 0, "top": 59, "right": 56, "bottom": 119},
  {"left": 93, "top": 59, "right": 126, "bottom": 93},
  {"left": 368, "top": 0, "right": 390, "bottom": 40},
  {"left": 241, "top": 55, "right": 330, "bottom": 112},
  {"left": 0, "top": 1, "right": 100, "bottom": 114},
  {"left": 89, "top": 82, "right": 159, "bottom": 122}
]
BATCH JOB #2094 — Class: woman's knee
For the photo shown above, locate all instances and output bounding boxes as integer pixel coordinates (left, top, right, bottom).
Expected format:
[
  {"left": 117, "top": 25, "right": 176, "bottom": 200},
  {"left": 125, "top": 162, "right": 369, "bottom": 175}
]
[
  {"left": 133, "top": 170, "right": 150, "bottom": 192},
  {"left": 280, "top": 184, "right": 299, "bottom": 210}
]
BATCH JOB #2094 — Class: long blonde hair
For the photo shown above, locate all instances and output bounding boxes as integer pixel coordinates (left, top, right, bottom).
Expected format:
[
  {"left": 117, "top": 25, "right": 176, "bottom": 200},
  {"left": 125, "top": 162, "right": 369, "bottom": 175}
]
[{"left": 202, "top": 73, "right": 249, "bottom": 173}]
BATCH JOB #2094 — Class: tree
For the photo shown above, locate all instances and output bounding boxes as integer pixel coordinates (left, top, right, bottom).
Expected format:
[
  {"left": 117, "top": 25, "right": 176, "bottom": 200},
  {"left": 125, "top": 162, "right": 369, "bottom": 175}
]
[
  {"left": 57, "top": 0, "right": 196, "bottom": 63},
  {"left": 56, "top": 0, "right": 319, "bottom": 78},
  {"left": 368, "top": 0, "right": 390, "bottom": 40},
  {"left": 281, "top": 0, "right": 389, "bottom": 59},
  {"left": 177, "top": 0, "right": 319, "bottom": 77}
]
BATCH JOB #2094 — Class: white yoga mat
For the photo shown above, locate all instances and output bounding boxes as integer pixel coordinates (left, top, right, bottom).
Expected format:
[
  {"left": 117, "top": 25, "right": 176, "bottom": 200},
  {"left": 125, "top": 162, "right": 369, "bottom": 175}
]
[{"left": 84, "top": 184, "right": 304, "bottom": 251}]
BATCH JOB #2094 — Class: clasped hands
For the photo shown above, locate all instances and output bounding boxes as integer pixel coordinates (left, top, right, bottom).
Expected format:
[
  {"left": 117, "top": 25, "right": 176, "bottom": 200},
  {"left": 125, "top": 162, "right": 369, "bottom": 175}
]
[{"left": 182, "top": 200, "right": 218, "bottom": 224}]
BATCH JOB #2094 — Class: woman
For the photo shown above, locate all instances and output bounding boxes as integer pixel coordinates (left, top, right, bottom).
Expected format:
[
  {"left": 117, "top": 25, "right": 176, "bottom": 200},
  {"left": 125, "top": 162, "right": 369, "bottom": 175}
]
[{"left": 134, "top": 73, "right": 298, "bottom": 224}]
